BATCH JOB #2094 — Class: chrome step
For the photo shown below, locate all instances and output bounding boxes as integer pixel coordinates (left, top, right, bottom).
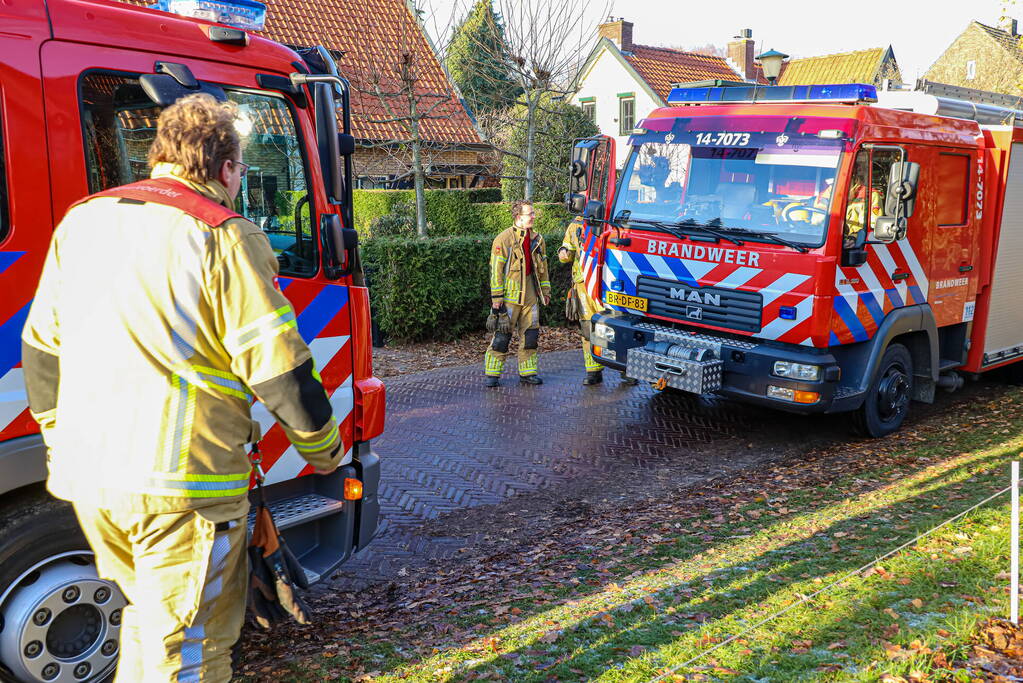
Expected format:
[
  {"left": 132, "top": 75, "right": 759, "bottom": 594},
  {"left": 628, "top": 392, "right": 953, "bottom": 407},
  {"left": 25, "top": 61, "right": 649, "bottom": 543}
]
[{"left": 247, "top": 493, "right": 345, "bottom": 532}]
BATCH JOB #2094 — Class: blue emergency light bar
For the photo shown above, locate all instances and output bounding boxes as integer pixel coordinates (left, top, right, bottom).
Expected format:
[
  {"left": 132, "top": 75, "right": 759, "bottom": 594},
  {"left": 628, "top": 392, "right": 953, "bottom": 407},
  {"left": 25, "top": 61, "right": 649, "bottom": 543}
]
[
  {"left": 153, "top": 0, "right": 267, "bottom": 31},
  {"left": 666, "top": 83, "right": 878, "bottom": 106}
]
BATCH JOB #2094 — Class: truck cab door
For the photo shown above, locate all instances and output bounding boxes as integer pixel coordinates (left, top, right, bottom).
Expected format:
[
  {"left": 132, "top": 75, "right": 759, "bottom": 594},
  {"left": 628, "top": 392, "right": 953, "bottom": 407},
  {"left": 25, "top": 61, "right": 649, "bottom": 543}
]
[
  {"left": 566, "top": 135, "right": 616, "bottom": 302},
  {"left": 39, "top": 42, "right": 357, "bottom": 482}
]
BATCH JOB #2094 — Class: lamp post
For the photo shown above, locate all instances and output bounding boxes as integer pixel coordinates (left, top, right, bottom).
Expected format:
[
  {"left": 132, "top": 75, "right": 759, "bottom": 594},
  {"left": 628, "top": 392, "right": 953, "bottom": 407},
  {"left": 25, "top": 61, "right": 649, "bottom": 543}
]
[{"left": 756, "top": 49, "right": 788, "bottom": 85}]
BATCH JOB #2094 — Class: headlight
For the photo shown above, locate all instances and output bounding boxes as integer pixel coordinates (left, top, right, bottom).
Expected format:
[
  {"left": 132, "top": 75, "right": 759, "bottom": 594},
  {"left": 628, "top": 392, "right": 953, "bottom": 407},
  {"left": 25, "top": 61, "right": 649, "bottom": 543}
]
[
  {"left": 593, "top": 322, "right": 615, "bottom": 344},
  {"left": 772, "top": 361, "right": 821, "bottom": 381}
]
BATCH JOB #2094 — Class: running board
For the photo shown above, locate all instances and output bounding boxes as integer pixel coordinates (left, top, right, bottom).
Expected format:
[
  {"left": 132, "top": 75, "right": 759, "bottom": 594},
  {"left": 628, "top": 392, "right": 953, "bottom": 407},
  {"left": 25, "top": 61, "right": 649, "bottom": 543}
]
[{"left": 248, "top": 493, "right": 345, "bottom": 532}]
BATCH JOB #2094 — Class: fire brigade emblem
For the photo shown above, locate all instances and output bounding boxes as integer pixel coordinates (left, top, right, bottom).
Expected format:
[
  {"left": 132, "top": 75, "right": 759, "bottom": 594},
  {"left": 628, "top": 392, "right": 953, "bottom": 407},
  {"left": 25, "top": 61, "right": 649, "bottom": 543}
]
[
  {"left": 664, "top": 133, "right": 675, "bottom": 144},
  {"left": 775, "top": 133, "right": 789, "bottom": 147}
]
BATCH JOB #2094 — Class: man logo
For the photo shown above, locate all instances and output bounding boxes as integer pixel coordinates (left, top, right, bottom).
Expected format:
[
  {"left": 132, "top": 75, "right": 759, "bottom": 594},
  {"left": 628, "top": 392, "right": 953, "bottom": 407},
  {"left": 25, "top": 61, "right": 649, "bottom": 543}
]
[
  {"left": 686, "top": 306, "right": 703, "bottom": 320},
  {"left": 670, "top": 287, "right": 721, "bottom": 306}
]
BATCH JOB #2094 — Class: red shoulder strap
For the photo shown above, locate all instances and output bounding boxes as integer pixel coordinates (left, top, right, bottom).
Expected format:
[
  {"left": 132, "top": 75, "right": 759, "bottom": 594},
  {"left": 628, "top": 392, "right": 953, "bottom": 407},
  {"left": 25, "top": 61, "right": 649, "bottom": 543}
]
[{"left": 71, "top": 177, "right": 240, "bottom": 227}]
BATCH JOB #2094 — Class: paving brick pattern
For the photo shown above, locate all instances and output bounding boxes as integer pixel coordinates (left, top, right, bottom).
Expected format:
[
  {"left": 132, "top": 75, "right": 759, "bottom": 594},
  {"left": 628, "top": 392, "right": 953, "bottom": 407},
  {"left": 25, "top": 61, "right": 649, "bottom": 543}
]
[{"left": 326, "top": 350, "right": 785, "bottom": 591}]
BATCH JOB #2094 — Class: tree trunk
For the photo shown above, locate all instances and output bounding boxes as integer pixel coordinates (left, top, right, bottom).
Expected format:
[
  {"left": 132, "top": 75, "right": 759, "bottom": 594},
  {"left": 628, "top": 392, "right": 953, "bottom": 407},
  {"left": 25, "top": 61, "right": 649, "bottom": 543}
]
[
  {"left": 523, "top": 88, "right": 539, "bottom": 201},
  {"left": 408, "top": 88, "right": 428, "bottom": 237}
]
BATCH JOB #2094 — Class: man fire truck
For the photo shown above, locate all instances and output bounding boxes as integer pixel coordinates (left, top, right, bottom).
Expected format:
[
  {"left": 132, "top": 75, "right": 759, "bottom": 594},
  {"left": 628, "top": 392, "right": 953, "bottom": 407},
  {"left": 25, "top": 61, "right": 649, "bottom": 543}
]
[
  {"left": 568, "top": 81, "right": 1023, "bottom": 438},
  {"left": 0, "top": 1, "right": 383, "bottom": 681}
]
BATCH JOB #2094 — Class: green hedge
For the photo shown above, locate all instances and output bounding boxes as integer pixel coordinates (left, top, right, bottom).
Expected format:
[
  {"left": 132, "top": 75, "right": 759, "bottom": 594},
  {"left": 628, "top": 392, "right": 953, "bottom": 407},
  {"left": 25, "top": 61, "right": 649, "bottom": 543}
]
[
  {"left": 363, "top": 231, "right": 575, "bottom": 343},
  {"left": 353, "top": 188, "right": 501, "bottom": 234},
  {"left": 353, "top": 189, "right": 572, "bottom": 237}
]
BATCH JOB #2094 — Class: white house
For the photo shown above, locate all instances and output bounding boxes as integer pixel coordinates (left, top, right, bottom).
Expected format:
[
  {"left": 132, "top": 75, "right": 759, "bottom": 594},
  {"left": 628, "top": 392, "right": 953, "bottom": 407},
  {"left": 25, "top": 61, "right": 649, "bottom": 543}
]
[{"left": 572, "top": 20, "right": 762, "bottom": 153}]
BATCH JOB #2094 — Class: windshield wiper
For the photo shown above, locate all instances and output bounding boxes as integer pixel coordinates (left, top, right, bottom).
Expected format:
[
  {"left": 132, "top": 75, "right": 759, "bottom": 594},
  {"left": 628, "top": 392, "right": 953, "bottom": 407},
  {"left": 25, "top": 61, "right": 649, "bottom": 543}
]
[
  {"left": 710, "top": 225, "right": 810, "bottom": 253},
  {"left": 624, "top": 217, "right": 744, "bottom": 247}
]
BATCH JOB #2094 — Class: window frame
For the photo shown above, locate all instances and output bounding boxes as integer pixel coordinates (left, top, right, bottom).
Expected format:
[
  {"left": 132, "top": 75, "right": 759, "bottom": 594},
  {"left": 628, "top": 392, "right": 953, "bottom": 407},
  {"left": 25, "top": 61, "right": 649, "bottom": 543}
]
[
  {"left": 580, "top": 100, "right": 596, "bottom": 123},
  {"left": 618, "top": 95, "right": 635, "bottom": 136},
  {"left": 76, "top": 69, "right": 321, "bottom": 278}
]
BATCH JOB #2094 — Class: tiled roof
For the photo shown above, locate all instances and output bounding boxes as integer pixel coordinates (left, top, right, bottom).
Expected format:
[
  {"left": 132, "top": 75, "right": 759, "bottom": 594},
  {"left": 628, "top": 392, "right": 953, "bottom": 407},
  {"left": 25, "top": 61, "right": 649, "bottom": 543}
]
[
  {"left": 777, "top": 47, "right": 893, "bottom": 86},
  {"left": 974, "top": 21, "right": 1023, "bottom": 61},
  {"left": 116, "top": 0, "right": 481, "bottom": 146},
  {"left": 623, "top": 45, "right": 746, "bottom": 100}
]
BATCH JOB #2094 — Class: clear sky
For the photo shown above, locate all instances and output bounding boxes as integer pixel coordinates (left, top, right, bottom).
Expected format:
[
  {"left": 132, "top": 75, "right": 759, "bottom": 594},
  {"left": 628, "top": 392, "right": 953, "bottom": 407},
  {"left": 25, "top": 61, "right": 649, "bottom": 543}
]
[{"left": 425, "top": 0, "right": 1019, "bottom": 84}]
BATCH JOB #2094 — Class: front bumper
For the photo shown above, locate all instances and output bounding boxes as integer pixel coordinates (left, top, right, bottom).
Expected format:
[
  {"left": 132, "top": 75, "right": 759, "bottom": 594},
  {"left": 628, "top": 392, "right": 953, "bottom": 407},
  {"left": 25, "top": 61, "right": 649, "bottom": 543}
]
[{"left": 591, "top": 312, "right": 852, "bottom": 414}]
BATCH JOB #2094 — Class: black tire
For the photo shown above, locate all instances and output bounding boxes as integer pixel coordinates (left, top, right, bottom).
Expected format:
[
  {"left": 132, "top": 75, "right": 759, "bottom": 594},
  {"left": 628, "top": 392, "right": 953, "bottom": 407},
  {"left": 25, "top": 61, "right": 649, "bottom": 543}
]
[
  {"left": 852, "top": 343, "right": 913, "bottom": 438},
  {"left": 0, "top": 490, "right": 120, "bottom": 683}
]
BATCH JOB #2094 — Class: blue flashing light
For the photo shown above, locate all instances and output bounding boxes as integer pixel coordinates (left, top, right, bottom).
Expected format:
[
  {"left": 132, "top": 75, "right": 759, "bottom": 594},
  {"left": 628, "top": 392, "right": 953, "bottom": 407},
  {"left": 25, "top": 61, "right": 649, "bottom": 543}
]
[
  {"left": 667, "top": 83, "right": 878, "bottom": 106},
  {"left": 779, "top": 306, "right": 797, "bottom": 320},
  {"left": 154, "top": 0, "right": 267, "bottom": 31}
]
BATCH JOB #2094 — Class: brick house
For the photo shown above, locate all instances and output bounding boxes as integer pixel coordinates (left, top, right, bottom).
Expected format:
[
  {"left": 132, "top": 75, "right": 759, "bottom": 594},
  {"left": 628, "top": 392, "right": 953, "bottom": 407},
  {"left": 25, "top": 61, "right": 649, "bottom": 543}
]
[
  {"left": 925, "top": 20, "right": 1023, "bottom": 96},
  {"left": 572, "top": 19, "right": 900, "bottom": 152},
  {"left": 119, "top": 0, "right": 488, "bottom": 189}
]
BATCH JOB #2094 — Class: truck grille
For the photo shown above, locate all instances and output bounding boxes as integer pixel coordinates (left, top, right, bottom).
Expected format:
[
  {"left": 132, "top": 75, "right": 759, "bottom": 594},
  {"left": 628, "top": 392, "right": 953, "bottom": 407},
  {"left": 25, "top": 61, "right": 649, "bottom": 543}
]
[{"left": 637, "top": 275, "right": 762, "bottom": 332}]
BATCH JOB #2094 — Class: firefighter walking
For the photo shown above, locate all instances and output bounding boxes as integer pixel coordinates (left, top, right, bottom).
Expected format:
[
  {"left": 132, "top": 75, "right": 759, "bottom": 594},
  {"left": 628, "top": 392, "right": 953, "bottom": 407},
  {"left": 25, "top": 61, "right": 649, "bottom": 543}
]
[
  {"left": 21, "top": 94, "right": 344, "bottom": 682},
  {"left": 484, "top": 200, "right": 551, "bottom": 386}
]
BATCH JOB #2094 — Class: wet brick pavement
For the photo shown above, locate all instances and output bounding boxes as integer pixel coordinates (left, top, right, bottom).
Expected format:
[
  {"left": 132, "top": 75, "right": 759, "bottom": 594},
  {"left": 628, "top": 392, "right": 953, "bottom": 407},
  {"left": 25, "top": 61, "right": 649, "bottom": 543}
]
[{"left": 326, "top": 349, "right": 798, "bottom": 591}]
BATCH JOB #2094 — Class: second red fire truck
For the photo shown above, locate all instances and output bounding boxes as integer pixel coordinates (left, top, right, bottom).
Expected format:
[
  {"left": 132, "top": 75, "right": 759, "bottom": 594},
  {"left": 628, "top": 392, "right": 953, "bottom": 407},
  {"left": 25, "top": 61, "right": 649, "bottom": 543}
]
[
  {"left": 569, "top": 81, "right": 1023, "bottom": 438},
  {"left": 0, "top": 1, "right": 383, "bottom": 681}
]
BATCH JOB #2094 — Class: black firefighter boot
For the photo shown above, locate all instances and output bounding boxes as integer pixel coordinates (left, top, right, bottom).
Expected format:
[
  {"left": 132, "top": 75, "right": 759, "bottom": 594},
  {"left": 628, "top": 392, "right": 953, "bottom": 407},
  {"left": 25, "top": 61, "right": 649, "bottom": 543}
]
[
  {"left": 519, "top": 375, "right": 543, "bottom": 385},
  {"left": 583, "top": 370, "right": 603, "bottom": 385},
  {"left": 485, "top": 376, "right": 500, "bottom": 388}
]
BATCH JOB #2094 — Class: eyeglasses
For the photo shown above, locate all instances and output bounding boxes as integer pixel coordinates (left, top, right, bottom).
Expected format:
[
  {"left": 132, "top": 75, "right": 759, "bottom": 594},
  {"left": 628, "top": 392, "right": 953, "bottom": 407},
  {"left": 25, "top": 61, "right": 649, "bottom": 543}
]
[{"left": 233, "top": 160, "right": 250, "bottom": 177}]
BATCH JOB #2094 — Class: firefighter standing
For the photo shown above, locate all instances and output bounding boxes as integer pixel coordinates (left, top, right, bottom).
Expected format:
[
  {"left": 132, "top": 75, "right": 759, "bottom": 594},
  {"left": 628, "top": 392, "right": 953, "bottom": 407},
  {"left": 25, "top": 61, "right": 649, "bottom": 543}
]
[
  {"left": 21, "top": 94, "right": 344, "bottom": 682},
  {"left": 484, "top": 200, "right": 551, "bottom": 386},
  {"left": 558, "top": 218, "right": 639, "bottom": 386}
]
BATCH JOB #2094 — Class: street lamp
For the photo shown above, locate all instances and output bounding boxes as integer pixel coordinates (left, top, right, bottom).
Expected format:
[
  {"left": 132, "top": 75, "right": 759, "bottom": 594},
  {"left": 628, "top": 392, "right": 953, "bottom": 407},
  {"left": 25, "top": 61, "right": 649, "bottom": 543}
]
[{"left": 756, "top": 49, "right": 789, "bottom": 85}]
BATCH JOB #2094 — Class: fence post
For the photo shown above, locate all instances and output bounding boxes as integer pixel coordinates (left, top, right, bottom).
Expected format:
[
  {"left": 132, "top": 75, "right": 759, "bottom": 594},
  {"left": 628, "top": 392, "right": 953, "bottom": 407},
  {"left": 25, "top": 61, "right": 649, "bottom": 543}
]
[{"left": 1013, "top": 460, "right": 1019, "bottom": 625}]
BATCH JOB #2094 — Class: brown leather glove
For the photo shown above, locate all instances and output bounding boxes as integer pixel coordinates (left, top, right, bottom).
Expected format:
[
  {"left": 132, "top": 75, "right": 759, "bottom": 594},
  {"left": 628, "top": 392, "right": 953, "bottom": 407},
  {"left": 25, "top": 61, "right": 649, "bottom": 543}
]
[
  {"left": 248, "top": 504, "right": 311, "bottom": 629},
  {"left": 565, "top": 289, "right": 581, "bottom": 323}
]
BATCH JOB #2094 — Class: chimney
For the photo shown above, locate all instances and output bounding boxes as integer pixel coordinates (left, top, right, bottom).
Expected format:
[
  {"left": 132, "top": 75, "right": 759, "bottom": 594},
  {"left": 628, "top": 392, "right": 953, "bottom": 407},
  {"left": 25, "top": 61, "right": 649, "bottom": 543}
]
[
  {"left": 599, "top": 17, "right": 634, "bottom": 53},
  {"left": 727, "top": 28, "right": 755, "bottom": 81},
  {"left": 1004, "top": 18, "right": 1019, "bottom": 37}
]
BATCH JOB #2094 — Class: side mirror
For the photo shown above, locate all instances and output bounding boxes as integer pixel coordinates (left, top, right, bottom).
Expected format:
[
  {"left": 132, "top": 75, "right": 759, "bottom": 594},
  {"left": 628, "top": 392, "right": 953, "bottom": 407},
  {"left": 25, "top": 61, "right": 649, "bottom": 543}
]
[
  {"left": 885, "top": 161, "right": 920, "bottom": 218},
  {"left": 872, "top": 216, "right": 907, "bottom": 243},
  {"left": 583, "top": 199, "right": 605, "bottom": 221},
  {"left": 570, "top": 159, "right": 589, "bottom": 193},
  {"left": 314, "top": 82, "right": 343, "bottom": 203},
  {"left": 566, "top": 192, "right": 587, "bottom": 215},
  {"left": 321, "top": 214, "right": 358, "bottom": 279}
]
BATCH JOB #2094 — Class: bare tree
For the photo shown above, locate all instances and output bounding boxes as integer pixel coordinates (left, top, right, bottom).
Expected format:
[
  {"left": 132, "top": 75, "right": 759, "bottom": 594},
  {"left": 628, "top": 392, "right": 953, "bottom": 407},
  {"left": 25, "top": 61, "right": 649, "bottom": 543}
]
[
  {"left": 352, "top": 0, "right": 464, "bottom": 237},
  {"left": 449, "top": 0, "right": 610, "bottom": 200}
]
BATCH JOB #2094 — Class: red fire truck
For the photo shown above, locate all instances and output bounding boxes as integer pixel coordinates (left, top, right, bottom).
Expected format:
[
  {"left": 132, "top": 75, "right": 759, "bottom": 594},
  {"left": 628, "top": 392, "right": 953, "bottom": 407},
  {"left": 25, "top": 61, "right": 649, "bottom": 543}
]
[
  {"left": 569, "top": 81, "right": 1023, "bottom": 439},
  {"left": 0, "top": 1, "right": 383, "bottom": 681}
]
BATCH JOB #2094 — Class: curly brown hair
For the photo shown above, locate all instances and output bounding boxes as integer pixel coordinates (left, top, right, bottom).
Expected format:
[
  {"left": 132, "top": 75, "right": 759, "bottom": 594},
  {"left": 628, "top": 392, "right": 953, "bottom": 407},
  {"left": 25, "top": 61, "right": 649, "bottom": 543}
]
[
  {"left": 147, "top": 94, "right": 240, "bottom": 183},
  {"left": 511, "top": 199, "right": 533, "bottom": 218}
]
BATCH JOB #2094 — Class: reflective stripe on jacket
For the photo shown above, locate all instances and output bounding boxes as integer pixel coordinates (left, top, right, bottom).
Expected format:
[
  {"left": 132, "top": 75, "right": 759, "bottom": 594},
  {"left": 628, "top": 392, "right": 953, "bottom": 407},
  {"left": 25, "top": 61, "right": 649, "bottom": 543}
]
[{"left": 21, "top": 164, "right": 342, "bottom": 513}]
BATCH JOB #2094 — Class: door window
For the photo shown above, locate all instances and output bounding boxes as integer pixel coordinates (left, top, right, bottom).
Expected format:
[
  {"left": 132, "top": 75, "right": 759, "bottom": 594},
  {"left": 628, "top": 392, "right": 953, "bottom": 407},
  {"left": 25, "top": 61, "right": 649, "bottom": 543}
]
[{"left": 79, "top": 72, "right": 316, "bottom": 277}]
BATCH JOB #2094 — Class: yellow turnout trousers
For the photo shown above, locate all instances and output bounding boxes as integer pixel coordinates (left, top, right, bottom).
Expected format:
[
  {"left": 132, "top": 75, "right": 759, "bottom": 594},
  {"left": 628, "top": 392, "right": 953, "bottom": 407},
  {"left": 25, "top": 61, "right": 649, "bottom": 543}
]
[
  {"left": 73, "top": 502, "right": 248, "bottom": 683},
  {"left": 575, "top": 282, "right": 603, "bottom": 373},
  {"left": 485, "top": 280, "right": 541, "bottom": 377}
]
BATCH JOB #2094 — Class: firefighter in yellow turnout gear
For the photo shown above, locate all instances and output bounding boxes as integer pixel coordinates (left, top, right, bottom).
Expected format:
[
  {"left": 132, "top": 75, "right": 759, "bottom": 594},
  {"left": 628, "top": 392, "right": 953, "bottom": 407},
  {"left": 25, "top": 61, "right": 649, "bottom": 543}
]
[
  {"left": 21, "top": 95, "right": 344, "bottom": 682},
  {"left": 484, "top": 200, "right": 551, "bottom": 386},
  {"left": 558, "top": 218, "right": 639, "bottom": 386}
]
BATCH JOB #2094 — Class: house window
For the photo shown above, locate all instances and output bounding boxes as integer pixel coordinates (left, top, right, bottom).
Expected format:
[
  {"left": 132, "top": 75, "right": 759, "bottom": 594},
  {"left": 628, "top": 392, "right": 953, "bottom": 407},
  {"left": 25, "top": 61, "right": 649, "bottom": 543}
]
[
  {"left": 618, "top": 95, "right": 635, "bottom": 135},
  {"left": 581, "top": 101, "right": 596, "bottom": 123},
  {"left": 966, "top": 60, "right": 977, "bottom": 81}
]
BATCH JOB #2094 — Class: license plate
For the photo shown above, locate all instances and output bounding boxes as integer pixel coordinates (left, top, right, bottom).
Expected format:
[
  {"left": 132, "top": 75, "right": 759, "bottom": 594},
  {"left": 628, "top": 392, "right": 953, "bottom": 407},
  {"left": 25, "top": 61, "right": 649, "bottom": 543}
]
[{"left": 606, "top": 291, "right": 648, "bottom": 311}]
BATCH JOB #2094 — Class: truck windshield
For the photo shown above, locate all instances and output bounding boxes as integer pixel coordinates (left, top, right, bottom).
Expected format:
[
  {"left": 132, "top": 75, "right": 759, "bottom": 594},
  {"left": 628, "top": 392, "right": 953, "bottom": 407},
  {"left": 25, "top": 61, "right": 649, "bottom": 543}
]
[
  {"left": 617, "top": 114, "right": 851, "bottom": 247},
  {"left": 80, "top": 72, "right": 316, "bottom": 276}
]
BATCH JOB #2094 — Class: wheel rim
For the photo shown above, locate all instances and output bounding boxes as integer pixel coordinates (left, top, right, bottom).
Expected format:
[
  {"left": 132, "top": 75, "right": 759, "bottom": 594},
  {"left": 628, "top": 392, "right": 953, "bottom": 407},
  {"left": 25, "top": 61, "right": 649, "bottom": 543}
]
[
  {"left": 876, "top": 362, "right": 911, "bottom": 423},
  {"left": 0, "top": 552, "right": 124, "bottom": 682}
]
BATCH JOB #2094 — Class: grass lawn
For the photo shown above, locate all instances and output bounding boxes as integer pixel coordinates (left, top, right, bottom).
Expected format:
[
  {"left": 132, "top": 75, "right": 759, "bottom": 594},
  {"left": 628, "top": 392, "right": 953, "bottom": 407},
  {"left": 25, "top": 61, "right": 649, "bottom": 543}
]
[{"left": 255, "top": 392, "right": 1023, "bottom": 682}]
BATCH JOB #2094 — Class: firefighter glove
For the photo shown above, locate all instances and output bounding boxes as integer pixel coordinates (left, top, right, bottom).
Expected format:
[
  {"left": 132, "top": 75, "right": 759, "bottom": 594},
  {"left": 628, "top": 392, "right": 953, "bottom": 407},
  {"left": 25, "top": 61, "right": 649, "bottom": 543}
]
[
  {"left": 248, "top": 504, "right": 312, "bottom": 629},
  {"left": 486, "top": 305, "right": 511, "bottom": 335},
  {"left": 565, "top": 289, "right": 582, "bottom": 323}
]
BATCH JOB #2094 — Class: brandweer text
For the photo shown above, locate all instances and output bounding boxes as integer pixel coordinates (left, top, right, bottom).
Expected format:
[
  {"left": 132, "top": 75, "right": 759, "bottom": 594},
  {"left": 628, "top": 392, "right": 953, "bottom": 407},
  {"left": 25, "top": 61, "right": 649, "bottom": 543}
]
[{"left": 645, "top": 239, "right": 760, "bottom": 267}]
